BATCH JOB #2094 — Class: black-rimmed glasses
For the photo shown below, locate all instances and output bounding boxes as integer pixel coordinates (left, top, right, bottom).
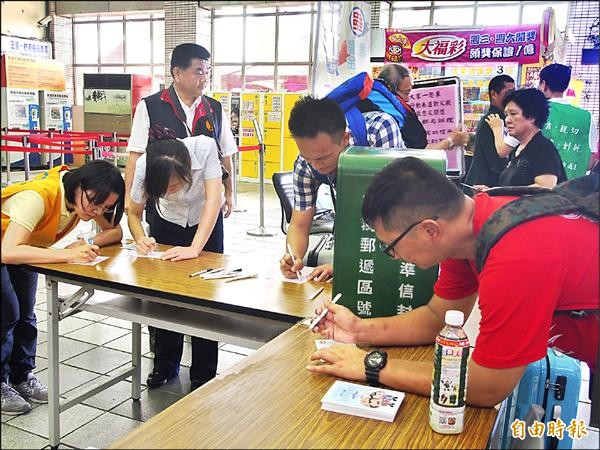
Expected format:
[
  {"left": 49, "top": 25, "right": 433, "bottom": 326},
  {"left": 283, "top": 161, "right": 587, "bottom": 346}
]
[
  {"left": 82, "top": 190, "right": 116, "bottom": 215},
  {"left": 378, "top": 216, "right": 439, "bottom": 258}
]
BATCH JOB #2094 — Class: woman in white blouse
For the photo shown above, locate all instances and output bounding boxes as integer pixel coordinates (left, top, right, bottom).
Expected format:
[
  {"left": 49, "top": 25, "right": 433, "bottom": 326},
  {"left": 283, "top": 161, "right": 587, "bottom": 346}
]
[{"left": 127, "top": 134, "right": 223, "bottom": 392}]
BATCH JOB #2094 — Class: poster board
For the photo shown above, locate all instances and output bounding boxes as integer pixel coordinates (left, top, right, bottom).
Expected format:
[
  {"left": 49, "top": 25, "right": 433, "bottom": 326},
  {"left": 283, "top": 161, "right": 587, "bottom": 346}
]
[{"left": 410, "top": 76, "right": 464, "bottom": 177}]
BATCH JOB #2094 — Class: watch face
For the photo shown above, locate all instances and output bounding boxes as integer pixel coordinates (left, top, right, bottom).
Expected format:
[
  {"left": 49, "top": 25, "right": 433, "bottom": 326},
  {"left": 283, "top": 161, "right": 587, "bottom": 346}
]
[{"left": 367, "top": 352, "right": 383, "bottom": 368}]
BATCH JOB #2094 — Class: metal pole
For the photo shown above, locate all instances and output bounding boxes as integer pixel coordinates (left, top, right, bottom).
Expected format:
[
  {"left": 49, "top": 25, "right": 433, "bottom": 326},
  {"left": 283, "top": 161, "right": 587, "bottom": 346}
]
[
  {"left": 48, "top": 131, "right": 54, "bottom": 169},
  {"left": 22, "top": 136, "right": 31, "bottom": 180},
  {"left": 59, "top": 129, "right": 65, "bottom": 166},
  {"left": 2, "top": 129, "right": 11, "bottom": 186},
  {"left": 232, "top": 152, "right": 247, "bottom": 212},
  {"left": 247, "top": 118, "right": 274, "bottom": 237}
]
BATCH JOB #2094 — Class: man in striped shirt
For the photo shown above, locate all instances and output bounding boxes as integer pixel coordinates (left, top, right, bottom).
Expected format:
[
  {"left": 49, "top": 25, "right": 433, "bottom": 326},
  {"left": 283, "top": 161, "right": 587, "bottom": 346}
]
[{"left": 279, "top": 96, "right": 405, "bottom": 282}]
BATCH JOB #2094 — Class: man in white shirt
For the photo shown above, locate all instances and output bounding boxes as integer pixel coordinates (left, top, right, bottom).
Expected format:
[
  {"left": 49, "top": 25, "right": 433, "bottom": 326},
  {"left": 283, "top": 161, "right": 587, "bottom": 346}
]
[{"left": 124, "top": 43, "right": 237, "bottom": 217}]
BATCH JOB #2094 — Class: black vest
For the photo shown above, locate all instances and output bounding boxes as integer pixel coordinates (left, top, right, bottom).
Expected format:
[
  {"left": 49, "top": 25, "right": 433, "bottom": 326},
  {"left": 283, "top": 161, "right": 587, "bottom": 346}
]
[
  {"left": 144, "top": 85, "right": 223, "bottom": 142},
  {"left": 400, "top": 109, "right": 428, "bottom": 149}
]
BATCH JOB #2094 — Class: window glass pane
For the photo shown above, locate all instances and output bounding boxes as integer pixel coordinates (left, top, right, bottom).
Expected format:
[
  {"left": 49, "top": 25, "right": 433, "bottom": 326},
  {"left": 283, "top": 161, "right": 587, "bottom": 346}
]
[
  {"left": 246, "top": 16, "right": 276, "bottom": 62},
  {"left": 99, "top": 66, "right": 125, "bottom": 73},
  {"left": 126, "top": 21, "right": 151, "bottom": 64},
  {"left": 432, "top": 7, "right": 474, "bottom": 26},
  {"left": 245, "top": 65, "right": 275, "bottom": 91},
  {"left": 74, "top": 23, "right": 98, "bottom": 64},
  {"left": 213, "top": 5, "right": 244, "bottom": 16},
  {"left": 100, "top": 22, "right": 124, "bottom": 64},
  {"left": 74, "top": 14, "right": 97, "bottom": 22},
  {"left": 125, "top": 66, "right": 151, "bottom": 75},
  {"left": 392, "top": 1, "right": 432, "bottom": 7},
  {"left": 522, "top": 3, "right": 568, "bottom": 31},
  {"left": 279, "top": 4, "right": 312, "bottom": 13},
  {"left": 247, "top": 5, "right": 276, "bottom": 13},
  {"left": 126, "top": 13, "right": 151, "bottom": 19},
  {"left": 391, "top": 9, "right": 430, "bottom": 28},
  {"left": 99, "top": 15, "right": 123, "bottom": 21},
  {"left": 476, "top": 5, "right": 519, "bottom": 26},
  {"left": 153, "top": 66, "right": 165, "bottom": 91},
  {"left": 278, "top": 15, "right": 311, "bottom": 62},
  {"left": 152, "top": 11, "right": 165, "bottom": 19},
  {"left": 213, "top": 17, "right": 243, "bottom": 63},
  {"left": 153, "top": 20, "right": 165, "bottom": 63},
  {"left": 434, "top": 1, "right": 473, "bottom": 5},
  {"left": 277, "top": 65, "right": 309, "bottom": 92},
  {"left": 213, "top": 65, "right": 243, "bottom": 91},
  {"left": 75, "top": 66, "right": 98, "bottom": 105}
]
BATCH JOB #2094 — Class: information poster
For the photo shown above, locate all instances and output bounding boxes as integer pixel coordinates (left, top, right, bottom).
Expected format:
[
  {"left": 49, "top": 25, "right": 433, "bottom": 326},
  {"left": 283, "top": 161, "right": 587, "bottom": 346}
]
[{"left": 83, "top": 89, "right": 131, "bottom": 115}]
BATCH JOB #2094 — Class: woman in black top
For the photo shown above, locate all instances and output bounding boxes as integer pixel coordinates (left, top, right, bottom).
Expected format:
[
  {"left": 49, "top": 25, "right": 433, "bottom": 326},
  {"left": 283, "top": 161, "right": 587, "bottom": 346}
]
[{"left": 477, "top": 88, "right": 566, "bottom": 189}]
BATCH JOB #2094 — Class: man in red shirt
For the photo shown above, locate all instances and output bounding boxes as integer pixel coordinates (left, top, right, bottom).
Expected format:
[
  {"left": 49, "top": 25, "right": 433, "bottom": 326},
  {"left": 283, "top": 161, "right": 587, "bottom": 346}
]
[{"left": 307, "top": 156, "right": 598, "bottom": 407}]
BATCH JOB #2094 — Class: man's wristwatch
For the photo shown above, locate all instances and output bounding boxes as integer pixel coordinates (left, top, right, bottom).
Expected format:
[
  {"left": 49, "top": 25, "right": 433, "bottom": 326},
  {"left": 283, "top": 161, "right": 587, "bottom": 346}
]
[{"left": 364, "top": 350, "right": 388, "bottom": 387}]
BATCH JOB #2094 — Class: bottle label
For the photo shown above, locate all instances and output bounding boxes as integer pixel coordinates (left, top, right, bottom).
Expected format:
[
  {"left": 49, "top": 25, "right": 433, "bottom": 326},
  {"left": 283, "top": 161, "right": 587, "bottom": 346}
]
[{"left": 430, "top": 334, "right": 469, "bottom": 433}]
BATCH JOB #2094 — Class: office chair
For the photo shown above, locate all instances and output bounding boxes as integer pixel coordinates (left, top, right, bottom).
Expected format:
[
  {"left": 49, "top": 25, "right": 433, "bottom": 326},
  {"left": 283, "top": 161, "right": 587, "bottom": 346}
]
[{"left": 272, "top": 171, "right": 335, "bottom": 235}]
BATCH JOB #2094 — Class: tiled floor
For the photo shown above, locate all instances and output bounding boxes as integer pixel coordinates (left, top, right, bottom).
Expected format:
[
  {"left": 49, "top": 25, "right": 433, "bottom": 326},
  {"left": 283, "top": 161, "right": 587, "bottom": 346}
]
[{"left": 1, "top": 172, "right": 598, "bottom": 449}]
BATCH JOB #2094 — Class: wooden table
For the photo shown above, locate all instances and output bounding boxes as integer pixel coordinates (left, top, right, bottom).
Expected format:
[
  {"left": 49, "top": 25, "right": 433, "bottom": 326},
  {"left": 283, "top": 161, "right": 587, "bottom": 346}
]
[
  {"left": 109, "top": 323, "right": 498, "bottom": 449},
  {"left": 26, "top": 245, "right": 328, "bottom": 448}
]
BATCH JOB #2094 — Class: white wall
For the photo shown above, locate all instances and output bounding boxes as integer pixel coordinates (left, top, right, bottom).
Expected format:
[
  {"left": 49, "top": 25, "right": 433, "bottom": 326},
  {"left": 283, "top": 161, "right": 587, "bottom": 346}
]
[{"left": 1, "top": 1, "right": 47, "bottom": 40}]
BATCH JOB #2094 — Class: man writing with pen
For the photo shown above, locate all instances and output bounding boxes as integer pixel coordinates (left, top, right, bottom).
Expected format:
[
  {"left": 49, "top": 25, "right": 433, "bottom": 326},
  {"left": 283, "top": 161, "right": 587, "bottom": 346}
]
[{"left": 128, "top": 130, "right": 224, "bottom": 392}]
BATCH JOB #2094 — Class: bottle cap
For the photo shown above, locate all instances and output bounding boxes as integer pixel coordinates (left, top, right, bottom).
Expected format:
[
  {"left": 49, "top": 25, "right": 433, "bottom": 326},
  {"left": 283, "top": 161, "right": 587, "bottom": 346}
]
[{"left": 445, "top": 310, "right": 464, "bottom": 326}]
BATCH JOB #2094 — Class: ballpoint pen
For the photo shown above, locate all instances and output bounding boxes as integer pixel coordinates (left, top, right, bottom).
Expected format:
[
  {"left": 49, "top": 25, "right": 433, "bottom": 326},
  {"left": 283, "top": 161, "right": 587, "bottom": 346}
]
[
  {"left": 308, "top": 293, "right": 342, "bottom": 331},
  {"left": 225, "top": 273, "right": 259, "bottom": 283},
  {"left": 308, "top": 286, "right": 325, "bottom": 301},
  {"left": 287, "top": 243, "right": 302, "bottom": 281},
  {"left": 189, "top": 268, "right": 212, "bottom": 278}
]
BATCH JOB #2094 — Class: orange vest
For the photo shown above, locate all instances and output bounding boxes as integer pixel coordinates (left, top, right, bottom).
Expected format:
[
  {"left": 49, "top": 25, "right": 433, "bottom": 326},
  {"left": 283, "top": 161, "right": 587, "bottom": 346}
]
[{"left": 1, "top": 165, "right": 79, "bottom": 247}]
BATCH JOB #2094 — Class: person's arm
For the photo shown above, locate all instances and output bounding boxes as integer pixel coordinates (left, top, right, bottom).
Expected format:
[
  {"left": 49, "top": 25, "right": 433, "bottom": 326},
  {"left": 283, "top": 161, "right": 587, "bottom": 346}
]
[
  {"left": 221, "top": 154, "right": 234, "bottom": 218},
  {"left": 128, "top": 198, "right": 157, "bottom": 255},
  {"left": 88, "top": 210, "right": 122, "bottom": 247},
  {"left": 307, "top": 263, "right": 333, "bottom": 282},
  {"left": 161, "top": 177, "right": 222, "bottom": 262},
  {"left": 426, "top": 128, "right": 469, "bottom": 150},
  {"left": 280, "top": 207, "right": 315, "bottom": 278},
  {"left": 312, "top": 292, "right": 478, "bottom": 346},
  {"left": 124, "top": 151, "right": 142, "bottom": 212},
  {"left": 485, "top": 114, "right": 516, "bottom": 158},
  {"left": 124, "top": 100, "right": 150, "bottom": 212},
  {"left": 307, "top": 343, "right": 525, "bottom": 407},
  {"left": 1, "top": 221, "right": 99, "bottom": 265}
]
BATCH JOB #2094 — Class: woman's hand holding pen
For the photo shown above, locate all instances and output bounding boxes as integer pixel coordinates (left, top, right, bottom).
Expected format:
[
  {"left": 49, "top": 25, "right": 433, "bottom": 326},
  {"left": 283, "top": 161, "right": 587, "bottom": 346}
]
[
  {"left": 136, "top": 236, "right": 157, "bottom": 255},
  {"left": 311, "top": 298, "right": 360, "bottom": 343},
  {"left": 161, "top": 245, "right": 198, "bottom": 262},
  {"left": 65, "top": 244, "right": 99, "bottom": 263}
]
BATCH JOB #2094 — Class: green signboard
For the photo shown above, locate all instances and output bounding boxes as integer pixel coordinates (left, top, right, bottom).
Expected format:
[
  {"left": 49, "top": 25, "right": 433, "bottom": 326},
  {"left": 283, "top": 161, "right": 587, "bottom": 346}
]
[{"left": 332, "top": 148, "right": 447, "bottom": 318}]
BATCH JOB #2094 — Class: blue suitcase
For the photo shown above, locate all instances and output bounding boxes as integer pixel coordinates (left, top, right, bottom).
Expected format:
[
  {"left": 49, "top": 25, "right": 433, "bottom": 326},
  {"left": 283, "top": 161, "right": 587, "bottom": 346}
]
[{"left": 492, "top": 348, "right": 581, "bottom": 449}]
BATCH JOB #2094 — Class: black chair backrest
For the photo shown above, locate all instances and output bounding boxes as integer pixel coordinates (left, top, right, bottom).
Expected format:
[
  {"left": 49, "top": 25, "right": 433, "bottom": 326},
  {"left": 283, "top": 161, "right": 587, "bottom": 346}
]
[{"left": 272, "top": 171, "right": 295, "bottom": 233}]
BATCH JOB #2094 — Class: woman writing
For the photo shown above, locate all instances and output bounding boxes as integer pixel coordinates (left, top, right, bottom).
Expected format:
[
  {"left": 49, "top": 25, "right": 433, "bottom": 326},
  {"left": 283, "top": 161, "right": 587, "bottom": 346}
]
[
  {"left": 127, "top": 133, "right": 223, "bottom": 392},
  {"left": 1, "top": 160, "right": 125, "bottom": 415}
]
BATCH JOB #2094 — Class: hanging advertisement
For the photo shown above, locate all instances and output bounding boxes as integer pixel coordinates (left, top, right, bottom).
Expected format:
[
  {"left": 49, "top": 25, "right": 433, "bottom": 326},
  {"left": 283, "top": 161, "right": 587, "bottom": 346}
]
[
  {"left": 385, "top": 24, "right": 542, "bottom": 66},
  {"left": 1, "top": 35, "right": 53, "bottom": 59},
  {"left": 312, "top": 1, "right": 371, "bottom": 97}
]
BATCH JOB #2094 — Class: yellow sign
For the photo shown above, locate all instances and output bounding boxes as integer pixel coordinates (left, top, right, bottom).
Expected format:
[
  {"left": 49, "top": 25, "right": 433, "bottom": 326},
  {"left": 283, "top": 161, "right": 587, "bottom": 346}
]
[{"left": 2, "top": 53, "right": 65, "bottom": 91}]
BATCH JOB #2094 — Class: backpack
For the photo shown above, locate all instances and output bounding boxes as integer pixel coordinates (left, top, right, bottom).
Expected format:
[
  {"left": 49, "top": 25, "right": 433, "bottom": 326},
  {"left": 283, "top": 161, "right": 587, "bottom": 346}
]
[
  {"left": 476, "top": 172, "right": 600, "bottom": 427},
  {"left": 325, "top": 72, "right": 408, "bottom": 146},
  {"left": 475, "top": 172, "right": 599, "bottom": 273}
]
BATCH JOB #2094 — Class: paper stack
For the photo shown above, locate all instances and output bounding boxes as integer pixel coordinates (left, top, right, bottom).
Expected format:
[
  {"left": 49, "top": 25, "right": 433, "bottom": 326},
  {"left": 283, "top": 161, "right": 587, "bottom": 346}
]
[{"left": 321, "top": 380, "right": 405, "bottom": 422}]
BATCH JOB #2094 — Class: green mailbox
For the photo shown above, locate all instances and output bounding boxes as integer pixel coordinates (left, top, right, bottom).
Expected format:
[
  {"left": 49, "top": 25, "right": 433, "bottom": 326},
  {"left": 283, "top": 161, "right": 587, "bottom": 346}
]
[{"left": 332, "top": 148, "right": 447, "bottom": 318}]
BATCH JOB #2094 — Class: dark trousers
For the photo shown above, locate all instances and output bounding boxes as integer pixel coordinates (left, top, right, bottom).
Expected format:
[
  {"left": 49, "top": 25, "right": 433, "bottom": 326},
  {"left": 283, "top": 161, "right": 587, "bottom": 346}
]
[
  {"left": 1, "top": 264, "right": 38, "bottom": 384},
  {"left": 147, "top": 206, "right": 224, "bottom": 382}
]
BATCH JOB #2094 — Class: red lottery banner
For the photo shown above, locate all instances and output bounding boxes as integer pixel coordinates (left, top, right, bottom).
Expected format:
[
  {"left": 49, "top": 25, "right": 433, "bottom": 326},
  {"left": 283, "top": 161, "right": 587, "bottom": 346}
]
[{"left": 385, "top": 25, "right": 542, "bottom": 66}]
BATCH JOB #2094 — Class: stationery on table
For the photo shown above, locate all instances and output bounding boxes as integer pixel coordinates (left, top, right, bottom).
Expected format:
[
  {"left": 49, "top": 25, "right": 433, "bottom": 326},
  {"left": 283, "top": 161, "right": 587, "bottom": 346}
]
[
  {"left": 189, "top": 268, "right": 213, "bottom": 278},
  {"left": 70, "top": 255, "right": 110, "bottom": 266},
  {"left": 308, "top": 293, "right": 342, "bottom": 331},
  {"left": 321, "top": 380, "right": 405, "bottom": 422},
  {"left": 225, "top": 273, "right": 259, "bottom": 283},
  {"left": 308, "top": 286, "right": 324, "bottom": 301},
  {"left": 201, "top": 268, "right": 243, "bottom": 280},
  {"left": 121, "top": 243, "right": 163, "bottom": 258}
]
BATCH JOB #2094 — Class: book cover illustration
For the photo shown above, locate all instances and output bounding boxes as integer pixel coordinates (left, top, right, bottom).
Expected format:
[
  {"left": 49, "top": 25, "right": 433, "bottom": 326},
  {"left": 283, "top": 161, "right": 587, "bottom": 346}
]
[{"left": 321, "top": 380, "right": 405, "bottom": 422}]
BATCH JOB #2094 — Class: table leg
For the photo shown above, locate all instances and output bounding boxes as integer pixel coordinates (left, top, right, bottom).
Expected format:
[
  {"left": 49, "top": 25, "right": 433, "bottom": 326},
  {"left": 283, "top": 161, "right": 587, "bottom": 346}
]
[
  {"left": 131, "top": 322, "right": 141, "bottom": 400},
  {"left": 46, "top": 277, "right": 60, "bottom": 447}
]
